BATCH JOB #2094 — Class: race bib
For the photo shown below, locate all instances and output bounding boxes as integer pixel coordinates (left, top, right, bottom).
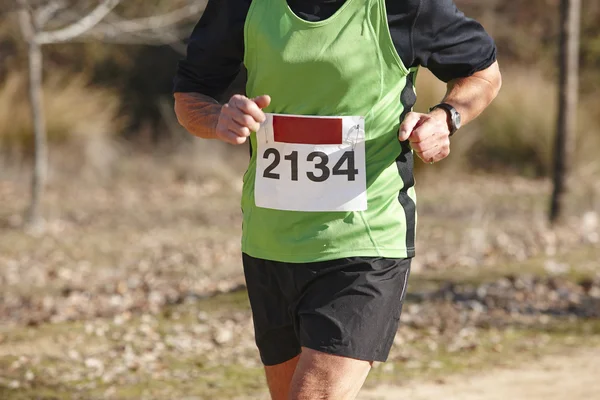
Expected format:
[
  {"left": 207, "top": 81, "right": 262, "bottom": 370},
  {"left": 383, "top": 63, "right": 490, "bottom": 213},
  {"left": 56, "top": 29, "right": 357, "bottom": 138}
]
[{"left": 255, "top": 113, "right": 367, "bottom": 212}]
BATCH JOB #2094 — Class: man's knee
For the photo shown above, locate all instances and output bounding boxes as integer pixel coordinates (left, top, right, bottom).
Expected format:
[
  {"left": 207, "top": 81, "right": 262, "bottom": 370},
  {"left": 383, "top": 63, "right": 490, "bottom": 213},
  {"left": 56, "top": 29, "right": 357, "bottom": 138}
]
[
  {"left": 289, "top": 347, "right": 372, "bottom": 400},
  {"left": 264, "top": 355, "right": 300, "bottom": 400}
]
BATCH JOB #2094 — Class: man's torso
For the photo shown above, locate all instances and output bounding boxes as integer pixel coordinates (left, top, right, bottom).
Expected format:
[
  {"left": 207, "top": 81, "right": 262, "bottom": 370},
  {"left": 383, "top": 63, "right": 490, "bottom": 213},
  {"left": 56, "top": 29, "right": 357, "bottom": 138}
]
[{"left": 240, "top": 0, "right": 417, "bottom": 263}]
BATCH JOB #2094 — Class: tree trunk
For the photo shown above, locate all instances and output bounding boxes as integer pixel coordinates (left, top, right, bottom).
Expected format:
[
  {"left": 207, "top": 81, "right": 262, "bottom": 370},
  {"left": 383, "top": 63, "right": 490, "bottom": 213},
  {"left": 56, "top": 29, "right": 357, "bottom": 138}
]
[
  {"left": 550, "top": 0, "right": 581, "bottom": 224},
  {"left": 18, "top": 4, "right": 48, "bottom": 227}
]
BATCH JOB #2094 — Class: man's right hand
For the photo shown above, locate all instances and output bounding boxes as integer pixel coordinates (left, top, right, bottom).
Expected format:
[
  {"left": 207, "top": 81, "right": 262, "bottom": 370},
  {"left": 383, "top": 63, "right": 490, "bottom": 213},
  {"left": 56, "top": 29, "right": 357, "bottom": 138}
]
[{"left": 216, "top": 94, "right": 271, "bottom": 145}]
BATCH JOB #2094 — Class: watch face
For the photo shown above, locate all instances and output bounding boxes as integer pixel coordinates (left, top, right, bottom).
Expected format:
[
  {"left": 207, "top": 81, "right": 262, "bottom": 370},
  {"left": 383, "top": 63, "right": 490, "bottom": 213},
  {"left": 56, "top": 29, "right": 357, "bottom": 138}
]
[{"left": 452, "top": 110, "right": 462, "bottom": 129}]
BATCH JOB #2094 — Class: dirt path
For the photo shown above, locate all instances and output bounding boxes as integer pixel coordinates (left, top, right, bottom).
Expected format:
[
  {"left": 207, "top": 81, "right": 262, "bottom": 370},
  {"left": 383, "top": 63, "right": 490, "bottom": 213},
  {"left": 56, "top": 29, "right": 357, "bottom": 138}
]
[{"left": 360, "top": 348, "right": 600, "bottom": 400}]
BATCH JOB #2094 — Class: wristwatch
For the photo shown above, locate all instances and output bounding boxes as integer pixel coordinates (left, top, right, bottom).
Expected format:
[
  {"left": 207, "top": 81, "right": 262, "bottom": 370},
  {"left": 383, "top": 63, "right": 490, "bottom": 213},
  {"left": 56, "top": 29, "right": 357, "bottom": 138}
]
[{"left": 429, "top": 103, "right": 461, "bottom": 136}]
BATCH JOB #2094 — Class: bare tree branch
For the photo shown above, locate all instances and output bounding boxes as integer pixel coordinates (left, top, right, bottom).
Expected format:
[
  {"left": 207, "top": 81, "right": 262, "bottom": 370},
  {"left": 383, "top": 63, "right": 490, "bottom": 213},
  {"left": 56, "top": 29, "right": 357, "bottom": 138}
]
[
  {"left": 35, "top": 0, "right": 121, "bottom": 44},
  {"left": 26, "top": 1, "right": 203, "bottom": 52},
  {"left": 1, "top": 0, "right": 27, "bottom": 13},
  {"left": 55, "top": 32, "right": 188, "bottom": 53},
  {"left": 13, "top": 0, "right": 205, "bottom": 226},
  {"left": 80, "top": 1, "right": 204, "bottom": 51},
  {"left": 35, "top": 0, "right": 68, "bottom": 28},
  {"left": 96, "top": 2, "right": 205, "bottom": 34},
  {"left": 89, "top": 10, "right": 193, "bottom": 51},
  {"left": 16, "top": 1, "right": 35, "bottom": 41}
]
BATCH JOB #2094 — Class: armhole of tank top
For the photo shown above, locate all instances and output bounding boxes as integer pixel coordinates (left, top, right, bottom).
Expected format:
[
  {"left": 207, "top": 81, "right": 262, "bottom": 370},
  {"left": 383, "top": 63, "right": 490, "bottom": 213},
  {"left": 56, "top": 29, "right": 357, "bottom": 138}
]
[
  {"left": 378, "top": 0, "right": 410, "bottom": 76},
  {"left": 243, "top": 0, "right": 259, "bottom": 70}
]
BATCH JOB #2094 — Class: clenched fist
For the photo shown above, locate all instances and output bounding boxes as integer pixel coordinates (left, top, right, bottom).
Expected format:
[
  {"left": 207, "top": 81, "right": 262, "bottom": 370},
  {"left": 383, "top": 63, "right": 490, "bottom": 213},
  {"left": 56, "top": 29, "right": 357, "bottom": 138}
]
[
  {"left": 399, "top": 110, "right": 451, "bottom": 164},
  {"left": 216, "top": 94, "right": 271, "bottom": 145}
]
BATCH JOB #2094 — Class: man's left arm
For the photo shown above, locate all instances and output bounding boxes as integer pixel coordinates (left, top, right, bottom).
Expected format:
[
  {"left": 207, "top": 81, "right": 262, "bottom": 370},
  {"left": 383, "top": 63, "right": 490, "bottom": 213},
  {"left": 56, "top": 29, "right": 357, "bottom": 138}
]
[
  {"left": 399, "top": 61, "right": 502, "bottom": 163},
  {"left": 398, "top": 0, "right": 502, "bottom": 163}
]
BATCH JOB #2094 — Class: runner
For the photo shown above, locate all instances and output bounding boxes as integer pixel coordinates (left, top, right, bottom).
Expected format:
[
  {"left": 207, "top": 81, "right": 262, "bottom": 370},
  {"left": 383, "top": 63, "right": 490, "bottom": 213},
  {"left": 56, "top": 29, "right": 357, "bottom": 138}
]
[{"left": 174, "top": 1, "right": 501, "bottom": 399}]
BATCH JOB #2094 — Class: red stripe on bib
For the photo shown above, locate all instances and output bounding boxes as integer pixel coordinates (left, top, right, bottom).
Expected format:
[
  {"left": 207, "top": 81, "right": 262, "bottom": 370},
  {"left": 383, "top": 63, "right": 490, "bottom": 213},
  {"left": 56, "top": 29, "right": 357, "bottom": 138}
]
[{"left": 273, "top": 115, "right": 343, "bottom": 145}]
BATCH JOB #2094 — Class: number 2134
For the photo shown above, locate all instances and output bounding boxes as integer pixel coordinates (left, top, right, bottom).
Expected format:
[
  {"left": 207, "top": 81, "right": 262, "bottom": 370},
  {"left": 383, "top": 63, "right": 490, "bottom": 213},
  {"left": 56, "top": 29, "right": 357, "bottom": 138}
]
[{"left": 262, "top": 149, "right": 359, "bottom": 182}]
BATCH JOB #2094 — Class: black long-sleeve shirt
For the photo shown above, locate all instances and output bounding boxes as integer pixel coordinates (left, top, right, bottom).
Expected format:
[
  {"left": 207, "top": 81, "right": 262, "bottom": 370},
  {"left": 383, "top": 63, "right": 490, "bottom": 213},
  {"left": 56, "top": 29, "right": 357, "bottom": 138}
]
[{"left": 174, "top": 0, "right": 497, "bottom": 98}]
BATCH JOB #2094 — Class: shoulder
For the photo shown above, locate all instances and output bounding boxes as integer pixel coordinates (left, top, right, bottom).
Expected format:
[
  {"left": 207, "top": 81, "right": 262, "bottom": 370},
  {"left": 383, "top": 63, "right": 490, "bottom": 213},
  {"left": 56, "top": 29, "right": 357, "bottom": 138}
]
[
  {"left": 408, "top": 0, "right": 497, "bottom": 81},
  {"left": 414, "top": 0, "right": 469, "bottom": 29},
  {"left": 385, "top": 0, "right": 420, "bottom": 21},
  {"left": 197, "top": 0, "right": 252, "bottom": 26}
]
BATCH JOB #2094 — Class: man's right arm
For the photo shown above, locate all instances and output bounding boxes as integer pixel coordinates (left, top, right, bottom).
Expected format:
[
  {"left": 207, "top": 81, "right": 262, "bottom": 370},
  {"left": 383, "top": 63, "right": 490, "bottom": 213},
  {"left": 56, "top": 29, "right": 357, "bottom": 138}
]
[
  {"left": 175, "top": 92, "right": 270, "bottom": 145},
  {"left": 173, "top": 0, "right": 265, "bottom": 145},
  {"left": 174, "top": 92, "right": 221, "bottom": 140}
]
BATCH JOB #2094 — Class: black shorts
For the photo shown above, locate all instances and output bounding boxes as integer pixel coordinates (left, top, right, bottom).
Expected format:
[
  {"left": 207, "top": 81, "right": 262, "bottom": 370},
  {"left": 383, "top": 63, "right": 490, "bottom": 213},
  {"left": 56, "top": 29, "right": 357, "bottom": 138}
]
[{"left": 242, "top": 254, "right": 411, "bottom": 366}]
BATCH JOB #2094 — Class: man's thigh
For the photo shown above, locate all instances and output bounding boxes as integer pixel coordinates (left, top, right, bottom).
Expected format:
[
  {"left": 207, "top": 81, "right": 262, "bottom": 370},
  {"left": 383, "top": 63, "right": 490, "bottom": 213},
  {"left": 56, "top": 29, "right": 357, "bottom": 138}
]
[
  {"left": 294, "top": 257, "right": 412, "bottom": 363},
  {"left": 244, "top": 255, "right": 411, "bottom": 363},
  {"left": 243, "top": 255, "right": 411, "bottom": 398},
  {"left": 290, "top": 347, "right": 372, "bottom": 400}
]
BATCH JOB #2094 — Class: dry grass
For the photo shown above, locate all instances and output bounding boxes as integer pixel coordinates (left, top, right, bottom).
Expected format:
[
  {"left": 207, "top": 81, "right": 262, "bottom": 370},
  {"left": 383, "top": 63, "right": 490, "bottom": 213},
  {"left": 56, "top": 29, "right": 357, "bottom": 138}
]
[
  {"left": 1, "top": 292, "right": 598, "bottom": 400},
  {"left": 0, "top": 152, "right": 598, "bottom": 323},
  {"left": 414, "top": 68, "right": 600, "bottom": 178},
  {"left": 0, "top": 72, "right": 121, "bottom": 178},
  {"left": 2, "top": 65, "right": 598, "bottom": 183}
]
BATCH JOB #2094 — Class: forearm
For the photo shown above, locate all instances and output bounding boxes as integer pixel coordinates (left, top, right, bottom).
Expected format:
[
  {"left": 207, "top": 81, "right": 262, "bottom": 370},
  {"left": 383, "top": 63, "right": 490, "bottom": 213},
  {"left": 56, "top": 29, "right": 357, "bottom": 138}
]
[
  {"left": 434, "top": 61, "right": 502, "bottom": 125},
  {"left": 174, "top": 92, "right": 222, "bottom": 139}
]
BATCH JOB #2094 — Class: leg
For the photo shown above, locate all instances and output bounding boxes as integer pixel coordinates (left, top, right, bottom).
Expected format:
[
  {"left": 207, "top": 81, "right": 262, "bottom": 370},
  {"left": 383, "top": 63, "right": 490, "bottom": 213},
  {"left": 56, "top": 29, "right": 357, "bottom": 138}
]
[
  {"left": 289, "top": 347, "right": 372, "bottom": 400},
  {"left": 288, "top": 257, "right": 412, "bottom": 399},
  {"left": 242, "top": 254, "right": 302, "bottom": 399},
  {"left": 265, "top": 354, "right": 301, "bottom": 400}
]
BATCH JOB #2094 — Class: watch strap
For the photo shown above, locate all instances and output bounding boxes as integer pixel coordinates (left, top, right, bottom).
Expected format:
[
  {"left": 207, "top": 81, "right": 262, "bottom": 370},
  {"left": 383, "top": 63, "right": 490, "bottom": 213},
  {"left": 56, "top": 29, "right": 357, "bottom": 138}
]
[{"left": 429, "top": 103, "right": 460, "bottom": 136}]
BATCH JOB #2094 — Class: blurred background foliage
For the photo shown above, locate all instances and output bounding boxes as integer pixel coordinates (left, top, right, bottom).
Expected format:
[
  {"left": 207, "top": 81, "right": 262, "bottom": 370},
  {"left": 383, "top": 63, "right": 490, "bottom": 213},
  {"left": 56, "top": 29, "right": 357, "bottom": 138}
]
[{"left": 0, "top": 0, "right": 599, "bottom": 177}]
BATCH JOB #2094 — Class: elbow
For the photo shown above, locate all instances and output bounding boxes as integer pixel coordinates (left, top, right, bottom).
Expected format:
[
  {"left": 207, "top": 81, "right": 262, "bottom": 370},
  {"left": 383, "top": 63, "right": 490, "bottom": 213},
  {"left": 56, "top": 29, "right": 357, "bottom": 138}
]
[
  {"left": 489, "top": 61, "right": 503, "bottom": 100},
  {"left": 173, "top": 92, "right": 194, "bottom": 134},
  {"left": 492, "top": 71, "right": 502, "bottom": 99},
  {"left": 173, "top": 93, "right": 186, "bottom": 127},
  {"left": 173, "top": 92, "right": 221, "bottom": 140}
]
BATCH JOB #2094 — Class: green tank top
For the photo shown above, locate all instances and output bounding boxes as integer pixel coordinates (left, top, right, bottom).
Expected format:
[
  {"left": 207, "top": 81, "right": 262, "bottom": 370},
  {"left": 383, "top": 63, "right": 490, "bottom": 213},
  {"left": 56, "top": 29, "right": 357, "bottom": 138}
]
[{"left": 242, "top": 0, "right": 418, "bottom": 262}]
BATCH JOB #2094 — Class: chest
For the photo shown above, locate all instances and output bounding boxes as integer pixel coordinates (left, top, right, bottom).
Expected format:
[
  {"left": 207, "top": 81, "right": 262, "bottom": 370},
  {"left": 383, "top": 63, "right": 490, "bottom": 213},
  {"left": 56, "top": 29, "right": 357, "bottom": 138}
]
[
  {"left": 245, "top": 0, "right": 382, "bottom": 114},
  {"left": 286, "top": 0, "right": 348, "bottom": 21}
]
